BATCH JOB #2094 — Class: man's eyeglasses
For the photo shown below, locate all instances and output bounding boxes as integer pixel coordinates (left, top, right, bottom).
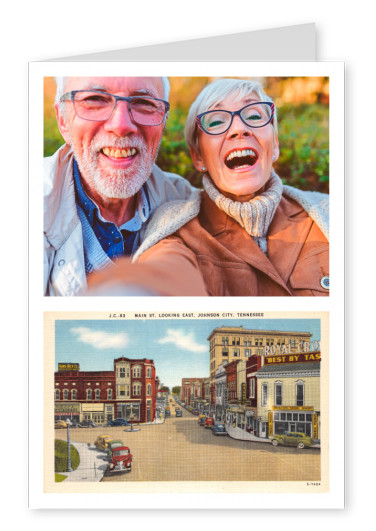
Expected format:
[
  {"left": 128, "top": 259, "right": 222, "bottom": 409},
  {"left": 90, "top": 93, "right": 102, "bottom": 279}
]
[
  {"left": 60, "top": 90, "right": 170, "bottom": 126},
  {"left": 196, "top": 102, "right": 275, "bottom": 135}
]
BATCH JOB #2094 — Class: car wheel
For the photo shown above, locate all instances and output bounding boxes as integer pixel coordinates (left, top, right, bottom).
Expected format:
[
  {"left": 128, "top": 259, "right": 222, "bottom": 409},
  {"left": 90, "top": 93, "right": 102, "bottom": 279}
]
[
  {"left": 271, "top": 439, "right": 279, "bottom": 446},
  {"left": 297, "top": 442, "right": 305, "bottom": 449}
]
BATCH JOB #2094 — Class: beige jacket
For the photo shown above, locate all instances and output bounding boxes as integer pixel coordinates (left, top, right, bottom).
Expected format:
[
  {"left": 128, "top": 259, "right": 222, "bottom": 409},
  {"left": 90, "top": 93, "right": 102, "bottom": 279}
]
[{"left": 44, "top": 144, "right": 199, "bottom": 296}]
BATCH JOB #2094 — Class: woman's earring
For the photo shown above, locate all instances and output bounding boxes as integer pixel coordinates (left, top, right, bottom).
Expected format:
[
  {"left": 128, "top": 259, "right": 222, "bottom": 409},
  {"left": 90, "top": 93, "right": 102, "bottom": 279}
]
[{"left": 201, "top": 166, "right": 206, "bottom": 172}]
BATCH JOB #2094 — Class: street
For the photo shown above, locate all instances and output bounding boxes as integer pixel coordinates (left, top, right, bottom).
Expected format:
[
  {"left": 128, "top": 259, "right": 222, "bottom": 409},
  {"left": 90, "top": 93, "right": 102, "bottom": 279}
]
[{"left": 56, "top": 408, "right": 320, "bottom": 482}]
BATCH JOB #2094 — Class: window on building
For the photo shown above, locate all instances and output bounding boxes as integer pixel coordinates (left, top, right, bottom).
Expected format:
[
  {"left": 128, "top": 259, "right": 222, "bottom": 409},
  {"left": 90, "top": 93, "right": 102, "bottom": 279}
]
[
  {"left": 63, "top": 389, "right": 69, "bottom": 400},
  {"left": 275, "top": 382, "right": 282, "bottom": 406},
  {"left": 250, "top": 378, "right": 255, "bottom": 399},
  {"left": 245, "top": 348, "right": 250, "bottom": 357},
  {"left": 95, "top": 389, "right": 100, "bottom": 400},
  {"left": 133, "top": 382, "right": 141, "bottom": 396},
  {"left": 133, "top": 366, "right": 141, "bottom": 378},
  {"left": 236, "top": 337, "right": 240, "bottom": 345},
  {"left": 119, "top": 367, "right": 125, "bottom": 378},
  {"left": 71, "top": 389, "right": 77, "bottom": 400},
  {"left": 262, "top": 384, "right": 268, "bottom": 407},
  {"left": 222, "top": 348, "right": 229, "bottom": 356},
  {"left": 146, "top": 367, "right": 152, "bottom": 378},
  {"left": 86, "top": 389, "right": 92, "bottom": 400},
  {"left": 107, "top": 389, "right": 112, "bottom": 400},
  {"left": 233, "top": 348, "right": 239, "bottom": 357},
  {"left": 291, "top": 339, "right": 296, "bottom": 347},
  {"left": 147, "top": 383, "right": 152, "bottom": 396},
  {"left": 55, "top": 389, "right": 60, "bottom": 400},
  {"left": 296, "top": 382, "right": 304, "bottom": 406}
]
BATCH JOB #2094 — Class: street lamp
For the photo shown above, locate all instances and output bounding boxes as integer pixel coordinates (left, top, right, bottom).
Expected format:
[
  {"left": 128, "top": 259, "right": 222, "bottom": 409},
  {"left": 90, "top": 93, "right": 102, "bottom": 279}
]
[
  {"left": 66, "top": 418, "right": 73, "bottom": 472},
  {"left": 125, "top": 412, "right": 140, "bottom": 432}
]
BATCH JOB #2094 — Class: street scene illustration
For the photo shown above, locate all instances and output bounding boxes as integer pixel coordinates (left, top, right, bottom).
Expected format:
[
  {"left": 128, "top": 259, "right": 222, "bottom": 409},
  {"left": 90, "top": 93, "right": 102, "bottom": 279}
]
[{"left": 52, "top": 316, "right": 323, "bottom": 483}]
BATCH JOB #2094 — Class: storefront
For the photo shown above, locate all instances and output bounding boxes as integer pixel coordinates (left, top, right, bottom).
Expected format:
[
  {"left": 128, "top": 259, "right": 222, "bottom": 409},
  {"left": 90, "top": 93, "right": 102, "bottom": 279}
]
[
  {"left": 272, "top": 407, "right": 318, "bottom": 438},
  {"left": 226, "top": 406, "right": 246, "bottom": 430},
  {"left": 245, "top": 408, "right": 257, "bottom": 433},
  {"left": 54, "top": 403, "right": 80, "bottom": 422},
  {"left": 81, "top": 403, "right": 107, "bottom": 425},
  {"left": 116, "top": 402, "right": 140, "bottom": 421}
]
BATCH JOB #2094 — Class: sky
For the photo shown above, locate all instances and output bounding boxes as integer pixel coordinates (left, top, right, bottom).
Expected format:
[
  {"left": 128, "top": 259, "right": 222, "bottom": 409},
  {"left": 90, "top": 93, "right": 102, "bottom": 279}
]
[{"left": 55, "top": 318, "right": 321, "bottom": 390}]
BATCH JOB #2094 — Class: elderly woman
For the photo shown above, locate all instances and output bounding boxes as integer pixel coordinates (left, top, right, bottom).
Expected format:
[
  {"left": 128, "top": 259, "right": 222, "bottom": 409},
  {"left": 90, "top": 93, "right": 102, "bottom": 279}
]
[{"left": 88, "top": 79, "right": 329, "bottom": 296}]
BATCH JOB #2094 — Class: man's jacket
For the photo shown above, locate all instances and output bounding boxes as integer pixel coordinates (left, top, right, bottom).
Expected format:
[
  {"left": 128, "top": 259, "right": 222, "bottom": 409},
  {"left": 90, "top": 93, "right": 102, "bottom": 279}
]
[{"left": 44, "top": 144, "right": 198, "bottom": 296}]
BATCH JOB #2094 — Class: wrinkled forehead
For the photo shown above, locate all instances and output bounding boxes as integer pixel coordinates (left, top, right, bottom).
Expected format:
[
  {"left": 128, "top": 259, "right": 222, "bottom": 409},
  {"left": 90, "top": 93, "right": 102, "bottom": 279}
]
[{"left": 63, "top": 76, "right": 164, "bottom": 98}]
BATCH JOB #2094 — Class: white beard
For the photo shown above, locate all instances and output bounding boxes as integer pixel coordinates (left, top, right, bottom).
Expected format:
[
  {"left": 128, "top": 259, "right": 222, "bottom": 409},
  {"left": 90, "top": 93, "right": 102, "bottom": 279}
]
[{"left": 69, "top": 132, "right": 160, "bottom": 199}]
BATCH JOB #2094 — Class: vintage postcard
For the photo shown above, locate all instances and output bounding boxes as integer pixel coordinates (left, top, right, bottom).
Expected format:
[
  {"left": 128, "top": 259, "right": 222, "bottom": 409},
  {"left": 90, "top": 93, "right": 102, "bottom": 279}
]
[{"left": 41, "top": 311, "right": 333, "bottom": 506}]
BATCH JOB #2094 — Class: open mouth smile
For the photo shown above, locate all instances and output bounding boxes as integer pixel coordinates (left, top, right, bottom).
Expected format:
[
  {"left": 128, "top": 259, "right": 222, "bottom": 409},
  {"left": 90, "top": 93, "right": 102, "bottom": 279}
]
[{"left": 224, "top": 148, "right": 258, "bottom": 170}]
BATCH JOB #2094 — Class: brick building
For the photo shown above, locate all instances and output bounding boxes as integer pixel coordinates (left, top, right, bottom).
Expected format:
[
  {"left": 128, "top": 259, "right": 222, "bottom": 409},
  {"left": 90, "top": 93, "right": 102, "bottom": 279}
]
[{"left": 54, "top": 357, "right": 156, "bottom": 425}]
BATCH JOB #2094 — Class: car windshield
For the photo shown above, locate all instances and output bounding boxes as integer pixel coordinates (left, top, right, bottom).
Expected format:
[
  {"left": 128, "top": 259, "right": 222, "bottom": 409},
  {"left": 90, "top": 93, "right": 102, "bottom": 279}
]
[{"left": 114, "top": 449, "right": 129, "bottom": 456}]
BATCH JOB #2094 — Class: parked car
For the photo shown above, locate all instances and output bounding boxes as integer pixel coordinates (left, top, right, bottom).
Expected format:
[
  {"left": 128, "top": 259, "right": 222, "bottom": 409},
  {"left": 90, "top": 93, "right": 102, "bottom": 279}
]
[
  {"left": 212, "top": 424, "right": 228, "bottom": 436},
  {"left": 95, "top": 435, "right": 114, "bottom": 451},
  {"left": 55, "top": 420, "right": 67, "bottom": 429},
  {"left": 108, "top": 446, "right": 133, "bottom": 474},
  {"left": 106, "top": 440, "right": 125, "bottom": 458},
  {"left": 107, "top": 418, "right": 131, "bottom": 426},
  {"left": 80, "top": 419, "right": 97, "bottom": 428},
  {"left": 176, "top": 410, "right": 182, "bottom": 417},
  {"left": 204, "top": 417, "right": 215, "bottom": 428},
  {"left": 69, "top": 420, "right": 82, "bottom": 428},
  {"left": 271, "top": 432, "right": 313, "bottom": 449},
  {"left": 192, "top": 409, "right": 199, "bottom": 415}
]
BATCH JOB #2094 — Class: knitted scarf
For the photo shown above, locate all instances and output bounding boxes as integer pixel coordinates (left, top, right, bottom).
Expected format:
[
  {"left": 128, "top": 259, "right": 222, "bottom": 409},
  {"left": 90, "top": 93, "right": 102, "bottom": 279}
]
[{"left": 202, "top": 170, "right": 283, "bottom": 253}]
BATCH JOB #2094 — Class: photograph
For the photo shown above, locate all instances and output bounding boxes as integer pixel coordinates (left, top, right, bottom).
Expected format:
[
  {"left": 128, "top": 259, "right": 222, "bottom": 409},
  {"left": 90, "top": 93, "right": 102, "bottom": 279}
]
[
  {"left": 43, "top": 75, "right": 329, "bottom": 297},
  {"left": 44, "top": 311, "right": 328, "bottom": 492}
]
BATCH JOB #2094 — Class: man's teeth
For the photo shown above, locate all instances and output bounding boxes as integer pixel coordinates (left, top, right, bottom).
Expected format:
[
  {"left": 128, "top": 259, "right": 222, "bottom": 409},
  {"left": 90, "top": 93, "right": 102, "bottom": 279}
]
[
  {"left": 226, "top": 149, "right": 256, "bottom": 161},
  {"left": 102, "top": 147, "right": 137, "bottom": 158}
]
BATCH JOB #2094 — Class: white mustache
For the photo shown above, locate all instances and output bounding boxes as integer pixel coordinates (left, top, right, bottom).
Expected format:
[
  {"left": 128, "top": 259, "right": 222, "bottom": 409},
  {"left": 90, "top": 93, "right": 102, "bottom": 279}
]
[{"left": 90, "top": 135, "right": 147, "bottom": 153}]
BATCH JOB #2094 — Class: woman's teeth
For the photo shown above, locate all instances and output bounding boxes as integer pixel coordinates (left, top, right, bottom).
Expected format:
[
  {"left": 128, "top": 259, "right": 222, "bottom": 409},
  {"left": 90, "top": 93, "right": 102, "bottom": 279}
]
[
  {"left": 225, "top": 148, "right": 258, "bottom": 169},
  {"left": 102, "top": 147, "right": 137, "bottom": 158},
  {"left": 226, "top": 149, "right": 257, "bottom": 161}
]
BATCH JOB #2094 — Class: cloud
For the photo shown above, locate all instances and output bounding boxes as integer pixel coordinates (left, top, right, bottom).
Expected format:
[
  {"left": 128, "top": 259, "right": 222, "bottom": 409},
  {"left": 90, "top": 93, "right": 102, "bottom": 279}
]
[
  {"left": 70, "top": 327, "right": 129, "bottom": 349},
  {"left": 158, "top": 329, "right": 207, "bottom": 353}
]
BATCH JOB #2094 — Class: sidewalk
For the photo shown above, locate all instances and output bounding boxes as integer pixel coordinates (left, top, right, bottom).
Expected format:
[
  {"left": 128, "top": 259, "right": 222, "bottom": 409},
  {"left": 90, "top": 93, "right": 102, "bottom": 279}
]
[{"left": 62, "top": 442, "right": 108, "bottom": 482}]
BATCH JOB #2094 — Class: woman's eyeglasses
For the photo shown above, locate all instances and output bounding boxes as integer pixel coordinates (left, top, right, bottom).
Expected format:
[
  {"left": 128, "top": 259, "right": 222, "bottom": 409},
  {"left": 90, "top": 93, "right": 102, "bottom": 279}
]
[
  {"left": 60, "top": 90, "right": 170, "bottom": 126},
  {"left": 196, "top": 102, "right": 274, "bottom": 135}
]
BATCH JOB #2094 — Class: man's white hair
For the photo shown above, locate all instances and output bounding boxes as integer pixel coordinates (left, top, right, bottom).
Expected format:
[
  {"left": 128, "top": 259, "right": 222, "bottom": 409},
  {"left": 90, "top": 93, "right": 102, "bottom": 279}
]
[
  {"left": 54, "top": 76, "right": 170, "bottom": 104},
  {"left": 185, "top": 78, "right": 278, "bottom": 155}
]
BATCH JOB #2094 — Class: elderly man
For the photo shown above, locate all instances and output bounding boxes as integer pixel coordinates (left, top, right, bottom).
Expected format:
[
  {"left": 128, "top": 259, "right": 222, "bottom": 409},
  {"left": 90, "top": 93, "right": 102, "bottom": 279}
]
[{"left": 44, "top": 76, "right": 197, "bottom": 296}]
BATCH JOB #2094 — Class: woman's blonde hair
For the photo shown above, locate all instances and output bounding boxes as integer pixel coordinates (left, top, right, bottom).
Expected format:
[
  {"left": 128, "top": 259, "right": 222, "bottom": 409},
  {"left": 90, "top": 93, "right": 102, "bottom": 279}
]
[{"left": 185, "top": 78, "right": 278, "bottom": 155}]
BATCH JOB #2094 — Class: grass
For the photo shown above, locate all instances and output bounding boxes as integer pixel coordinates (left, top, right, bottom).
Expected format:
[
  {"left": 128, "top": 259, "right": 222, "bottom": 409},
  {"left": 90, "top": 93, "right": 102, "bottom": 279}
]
[
  {"left": 55, "top": 439, "right": 80, "bottom": 473},
  {"left": 55, "top": 473, "right": 67, "bottom": 482}
]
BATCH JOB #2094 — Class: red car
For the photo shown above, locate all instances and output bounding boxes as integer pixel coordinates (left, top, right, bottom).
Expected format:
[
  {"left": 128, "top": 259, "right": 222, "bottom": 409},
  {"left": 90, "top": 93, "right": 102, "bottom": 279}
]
[
  {"left": 192, "top": 409, "right": 199, "bottom": 415},
  {"left": 108, "top": 446, "right": 132, "bottom": 474},
  {"left": 204, "top": 417, "right": 214, "bottom": 428}
]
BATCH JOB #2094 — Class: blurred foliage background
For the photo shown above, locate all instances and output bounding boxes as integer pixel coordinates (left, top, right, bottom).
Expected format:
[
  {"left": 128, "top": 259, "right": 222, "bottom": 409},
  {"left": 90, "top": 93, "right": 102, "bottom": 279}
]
[{"left": 44, "top": 76, "right": 329, "bottom": 193}]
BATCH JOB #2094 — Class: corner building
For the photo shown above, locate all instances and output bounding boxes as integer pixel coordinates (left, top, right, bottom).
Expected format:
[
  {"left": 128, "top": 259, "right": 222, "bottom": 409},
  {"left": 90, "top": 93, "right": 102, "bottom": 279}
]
[{"left": 256, "top": 352, "right": 320, "bottom": 439}]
